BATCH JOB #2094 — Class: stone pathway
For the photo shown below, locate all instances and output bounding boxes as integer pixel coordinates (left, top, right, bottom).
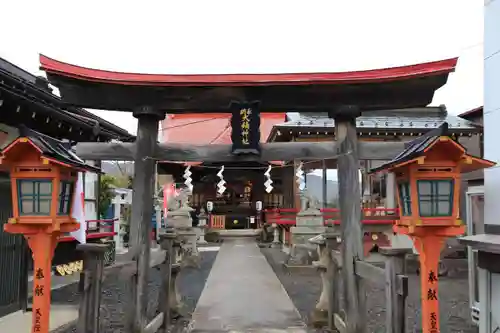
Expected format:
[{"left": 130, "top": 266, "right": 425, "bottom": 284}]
[{"left": 191, "top": 238, "right": 307, "bottom": 332}]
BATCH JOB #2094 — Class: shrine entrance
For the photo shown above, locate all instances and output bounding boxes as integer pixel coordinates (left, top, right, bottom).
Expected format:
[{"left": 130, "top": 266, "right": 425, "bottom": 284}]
[
  {"left": 178, "top": 161, "right": 267, "bottom": 231},
  {"left": 40, "top": 54, "right": 458, "bottom": 332},
  {"left": 212, "top": 182, "right": 255, "bottom": 230}
]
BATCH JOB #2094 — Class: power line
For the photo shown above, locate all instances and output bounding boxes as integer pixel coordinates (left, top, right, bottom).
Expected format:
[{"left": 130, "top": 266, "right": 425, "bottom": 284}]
[
  {"left": 479, "top": 107, "right": 500, "bottom": 116},
  {"left": 485, "top": 48, "right": 500, "bottom": 61},
  {"left": 161, "top": 116, "right": 227, "bottom": 130},
  {"left": 209, "top": 123, "right": 231, "bottom": 144},
  {"left": 460, "top": 42, "right": 483, "bottom": 52}
]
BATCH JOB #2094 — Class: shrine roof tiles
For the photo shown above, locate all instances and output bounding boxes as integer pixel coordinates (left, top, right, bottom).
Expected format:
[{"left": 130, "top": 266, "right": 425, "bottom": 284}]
[
  {"left": 17, "top": 126, "right": 101, "bottom": 173},
  {"left": 0, "top": 57, "right": 135, "bottom": 142},
  {"left": 369, "top": 123, "right": 449, "bottom": 173},
  {"left": 273, "top": 107, "right": 479, "bottom": 132}
]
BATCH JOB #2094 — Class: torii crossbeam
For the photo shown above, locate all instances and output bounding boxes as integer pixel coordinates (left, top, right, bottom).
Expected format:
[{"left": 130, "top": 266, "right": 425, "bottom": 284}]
[{"left": 73, "top": 141, "right": 407, "bottom": 162}]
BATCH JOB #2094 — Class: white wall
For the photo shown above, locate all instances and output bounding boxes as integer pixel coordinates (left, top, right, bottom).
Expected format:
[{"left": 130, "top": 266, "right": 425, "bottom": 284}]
[
  {"left": 481, "top": 1, "right": 500, "bottom": 331},
  {"left": 484, "top": 0, "right": 500, "bottom": 228},
  {"left": 83, "top": 160, "right": 99, "bottom": 226}
]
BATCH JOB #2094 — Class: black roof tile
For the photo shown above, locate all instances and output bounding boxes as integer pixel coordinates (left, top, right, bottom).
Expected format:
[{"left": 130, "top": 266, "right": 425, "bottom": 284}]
[
  {"left": 18, "top": 126, "right": 101, "bottom": 173},
  {"left": 369, "top": 123, "right": 450, "bottom": 173}
]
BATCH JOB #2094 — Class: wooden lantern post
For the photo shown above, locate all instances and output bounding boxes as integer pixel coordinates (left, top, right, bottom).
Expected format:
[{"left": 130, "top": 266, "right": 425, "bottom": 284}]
[
  {"left": 0, "top": 129, "right": 99, "bottom": 333},
  {"left": 370, "top": 123, "right": 495, "bottom": 333}
]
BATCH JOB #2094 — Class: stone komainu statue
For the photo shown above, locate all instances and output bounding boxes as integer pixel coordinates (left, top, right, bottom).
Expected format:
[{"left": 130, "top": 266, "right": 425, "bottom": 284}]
[
  {"left": 300, "top": 189, "right": 320, "bottom": 211},
  {"left": 166, "top": 188, "right": 192, "bottom": 212}
]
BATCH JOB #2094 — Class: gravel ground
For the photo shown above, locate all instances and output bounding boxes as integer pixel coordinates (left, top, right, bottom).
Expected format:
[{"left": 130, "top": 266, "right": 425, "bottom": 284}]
[
  {"left": 261, "top": 247, "right": 478, "bottom": 333},
  {"left": 51, "top": 249, "right": 218, "bottom": 333}
]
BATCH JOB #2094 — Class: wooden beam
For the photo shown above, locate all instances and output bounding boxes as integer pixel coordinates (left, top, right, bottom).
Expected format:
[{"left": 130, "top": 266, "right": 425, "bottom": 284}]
[
  {"left": 354, "top": 260, "right": 385, "bottom": 282},
  {"left": 50, "top": 72, "right": 440, "bottom": 113},
  {"left": 74, "top": 141, "right": 405, "bottom": 162}
]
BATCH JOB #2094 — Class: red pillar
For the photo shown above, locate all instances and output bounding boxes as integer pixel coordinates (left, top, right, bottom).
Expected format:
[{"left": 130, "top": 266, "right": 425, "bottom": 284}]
[
  {"left": 413, "top": 235, "right": 444, "bottom": 333},
  {"left": 26, "top": 232, "right": 58, "bottom": 333}
]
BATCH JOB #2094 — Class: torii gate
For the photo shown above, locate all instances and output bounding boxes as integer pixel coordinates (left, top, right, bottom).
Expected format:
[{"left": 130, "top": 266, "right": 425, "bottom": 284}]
[{"left": 40, "top": 54, "right": 458, "bottom": 333}]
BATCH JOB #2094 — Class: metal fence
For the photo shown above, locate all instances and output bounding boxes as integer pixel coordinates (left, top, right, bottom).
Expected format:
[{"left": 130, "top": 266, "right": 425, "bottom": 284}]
[{"left": 0, "top": 178, "right": 28, "bottom": 317}]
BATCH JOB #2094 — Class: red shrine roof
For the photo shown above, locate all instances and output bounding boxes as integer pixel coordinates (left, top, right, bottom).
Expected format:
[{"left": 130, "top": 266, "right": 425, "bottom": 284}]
[
  {"left": 161, "top": 113, "right": 285, "bottom": 144},
  {"left": 458, "top": 106, "right": 483, "bottom": 119},
  {"left": 40, "top": 55, "right": 458, "bottom": 87}
]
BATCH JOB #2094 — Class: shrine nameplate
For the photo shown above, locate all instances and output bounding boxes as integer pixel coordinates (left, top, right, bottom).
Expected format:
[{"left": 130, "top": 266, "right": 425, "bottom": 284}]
[{"left": 230, "top": 101, "right": 261, "bottom": 155}]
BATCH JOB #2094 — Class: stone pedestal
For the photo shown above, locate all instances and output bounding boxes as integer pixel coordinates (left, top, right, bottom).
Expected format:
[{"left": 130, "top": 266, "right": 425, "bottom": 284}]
[
  {"left": 177, "top": 228, "right": 200, "bottom": 268},
  {"left": 271, "top": 223, "right": 281, "bottom": 248},
  {"left": 286, "top": 206, "right": 325, "bottom": 266},
  {"left": 197, "top": 209, "right": 208, "bottom": 245},
  {"left": 309, "top": 234, "right": 331, "bottom": 327},
  {"left": 167, "top": 206, "right": 193, "bottom": 229},
  {"left": 169, "top": 263, "right": 184, "bottom": 318}
]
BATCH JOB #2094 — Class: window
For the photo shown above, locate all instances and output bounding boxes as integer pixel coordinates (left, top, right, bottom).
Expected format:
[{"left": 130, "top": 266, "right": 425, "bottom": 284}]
[
  {"left": 17, "top": 180, "right": 52, "bottom": 215},
  {"left": 58, "top": 181, "right": 74, "bottom": 215},
  {"left": 417, "top": 179, "right": 454, "bottom": 217},
  {"left": 398, "top": 182, "right": 412, "bottom": 216}
]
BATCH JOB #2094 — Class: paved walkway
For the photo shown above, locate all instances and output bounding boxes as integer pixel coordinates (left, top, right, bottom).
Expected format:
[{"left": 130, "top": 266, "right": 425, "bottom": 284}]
[
  {"left": 191, "top": 238, "right": 306, "bottom": 332},
  {"left": 0, "top": 305, "right": 78, "bottom": 332}
]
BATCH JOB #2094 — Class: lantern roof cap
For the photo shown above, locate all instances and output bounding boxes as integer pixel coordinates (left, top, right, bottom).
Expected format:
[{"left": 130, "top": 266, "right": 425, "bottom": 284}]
[
  {"left": 369, "top": 122, "right": 495, "bottom": 173},
  {"left": 2, "top": 126, "right": 101, "bottom": 173}
]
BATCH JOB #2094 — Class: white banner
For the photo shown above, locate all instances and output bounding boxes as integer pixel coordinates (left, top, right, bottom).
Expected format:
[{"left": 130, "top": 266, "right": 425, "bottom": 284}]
[{"left": 70, "top": 172, "right": 86, "bottom": 244}]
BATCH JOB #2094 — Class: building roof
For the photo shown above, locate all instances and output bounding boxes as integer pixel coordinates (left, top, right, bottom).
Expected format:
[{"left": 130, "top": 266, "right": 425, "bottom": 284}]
[
  {"left": 0, "top": 57, "right": 135, "bottom": 142},
  {"left": 2, "top": 126, "right": 101, "bottom": 173},
  {"left": 369, "top": 123, "right": 494, "bottom": 174},
  {"left": 268, "top": 107, "right": 480, "bottom": 141},
  {"left": 458, "top": 106, "right": 483, "bottom": 119},
  {"left": 370, "top": 123, "right": 449, "bottom": 173},
  {"left": 162, "top": 113, "right": 285, "bottom": 144},
  {"left": 40, "top": 55, "right": 458, "bottom": 87},
  {"left": 40, "top": 56, "right": 458, "bottom": 113}
]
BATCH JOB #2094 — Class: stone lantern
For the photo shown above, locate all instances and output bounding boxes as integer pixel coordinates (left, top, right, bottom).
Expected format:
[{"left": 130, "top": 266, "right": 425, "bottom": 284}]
[
  {"left": 370, "top": 123, "right": 495, "bottom": 333},
  {"left": 0, "top": 128, "right": 99, "bottom": 333},
  {"left": 197, "top": 207, "right": 208, "bottom": 244}
]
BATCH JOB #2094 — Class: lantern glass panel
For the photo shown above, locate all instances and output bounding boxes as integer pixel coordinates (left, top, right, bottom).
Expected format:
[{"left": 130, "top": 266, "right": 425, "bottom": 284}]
[
  {"left": 417, "top": 179, "right": 454, "bottom": 217},
  {"left": 17, "top": 180, "right": 52, "bottom": 215},
  {"left": 58, "top": 181, "right": 75, "bottom": 215},
  {"left": 397, "top": 182, "right": 412, "bottom": 216}
]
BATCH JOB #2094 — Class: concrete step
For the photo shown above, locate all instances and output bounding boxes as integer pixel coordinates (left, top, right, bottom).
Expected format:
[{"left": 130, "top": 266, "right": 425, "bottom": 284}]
[
  {"left": 190, "top": 328, "right": 308, "bottom": 332},
  {"left": 214, "top": 229, "right": 261, "bottom": 238}
]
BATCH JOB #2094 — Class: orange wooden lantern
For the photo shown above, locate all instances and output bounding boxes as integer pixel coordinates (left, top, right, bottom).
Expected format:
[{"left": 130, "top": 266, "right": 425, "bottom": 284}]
[
  {"left": 371, "top": 123, "right": 495, "bottom": 333},
  {"left": 0, "top": 128, "right": 99, "bottom": 333}
]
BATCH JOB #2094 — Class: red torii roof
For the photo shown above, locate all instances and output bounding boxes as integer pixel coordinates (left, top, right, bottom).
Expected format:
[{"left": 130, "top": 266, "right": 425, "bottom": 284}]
[{"left": 40, "top": 55, "right": 458, "bottom": 87}]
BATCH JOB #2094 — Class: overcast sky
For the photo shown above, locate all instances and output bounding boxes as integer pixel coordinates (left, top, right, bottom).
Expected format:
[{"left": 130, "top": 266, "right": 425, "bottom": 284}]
[{"left": 0, "top": 0, "right": 483, "bottom": 136}]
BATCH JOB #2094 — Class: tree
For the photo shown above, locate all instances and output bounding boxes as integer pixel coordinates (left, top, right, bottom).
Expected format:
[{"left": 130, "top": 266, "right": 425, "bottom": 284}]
[
  {"left": 98, "top": 174, "right": 116, "bottom": 218},
  {"left": 113, "top": 175, "right": 133, "bottom": 189}
]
